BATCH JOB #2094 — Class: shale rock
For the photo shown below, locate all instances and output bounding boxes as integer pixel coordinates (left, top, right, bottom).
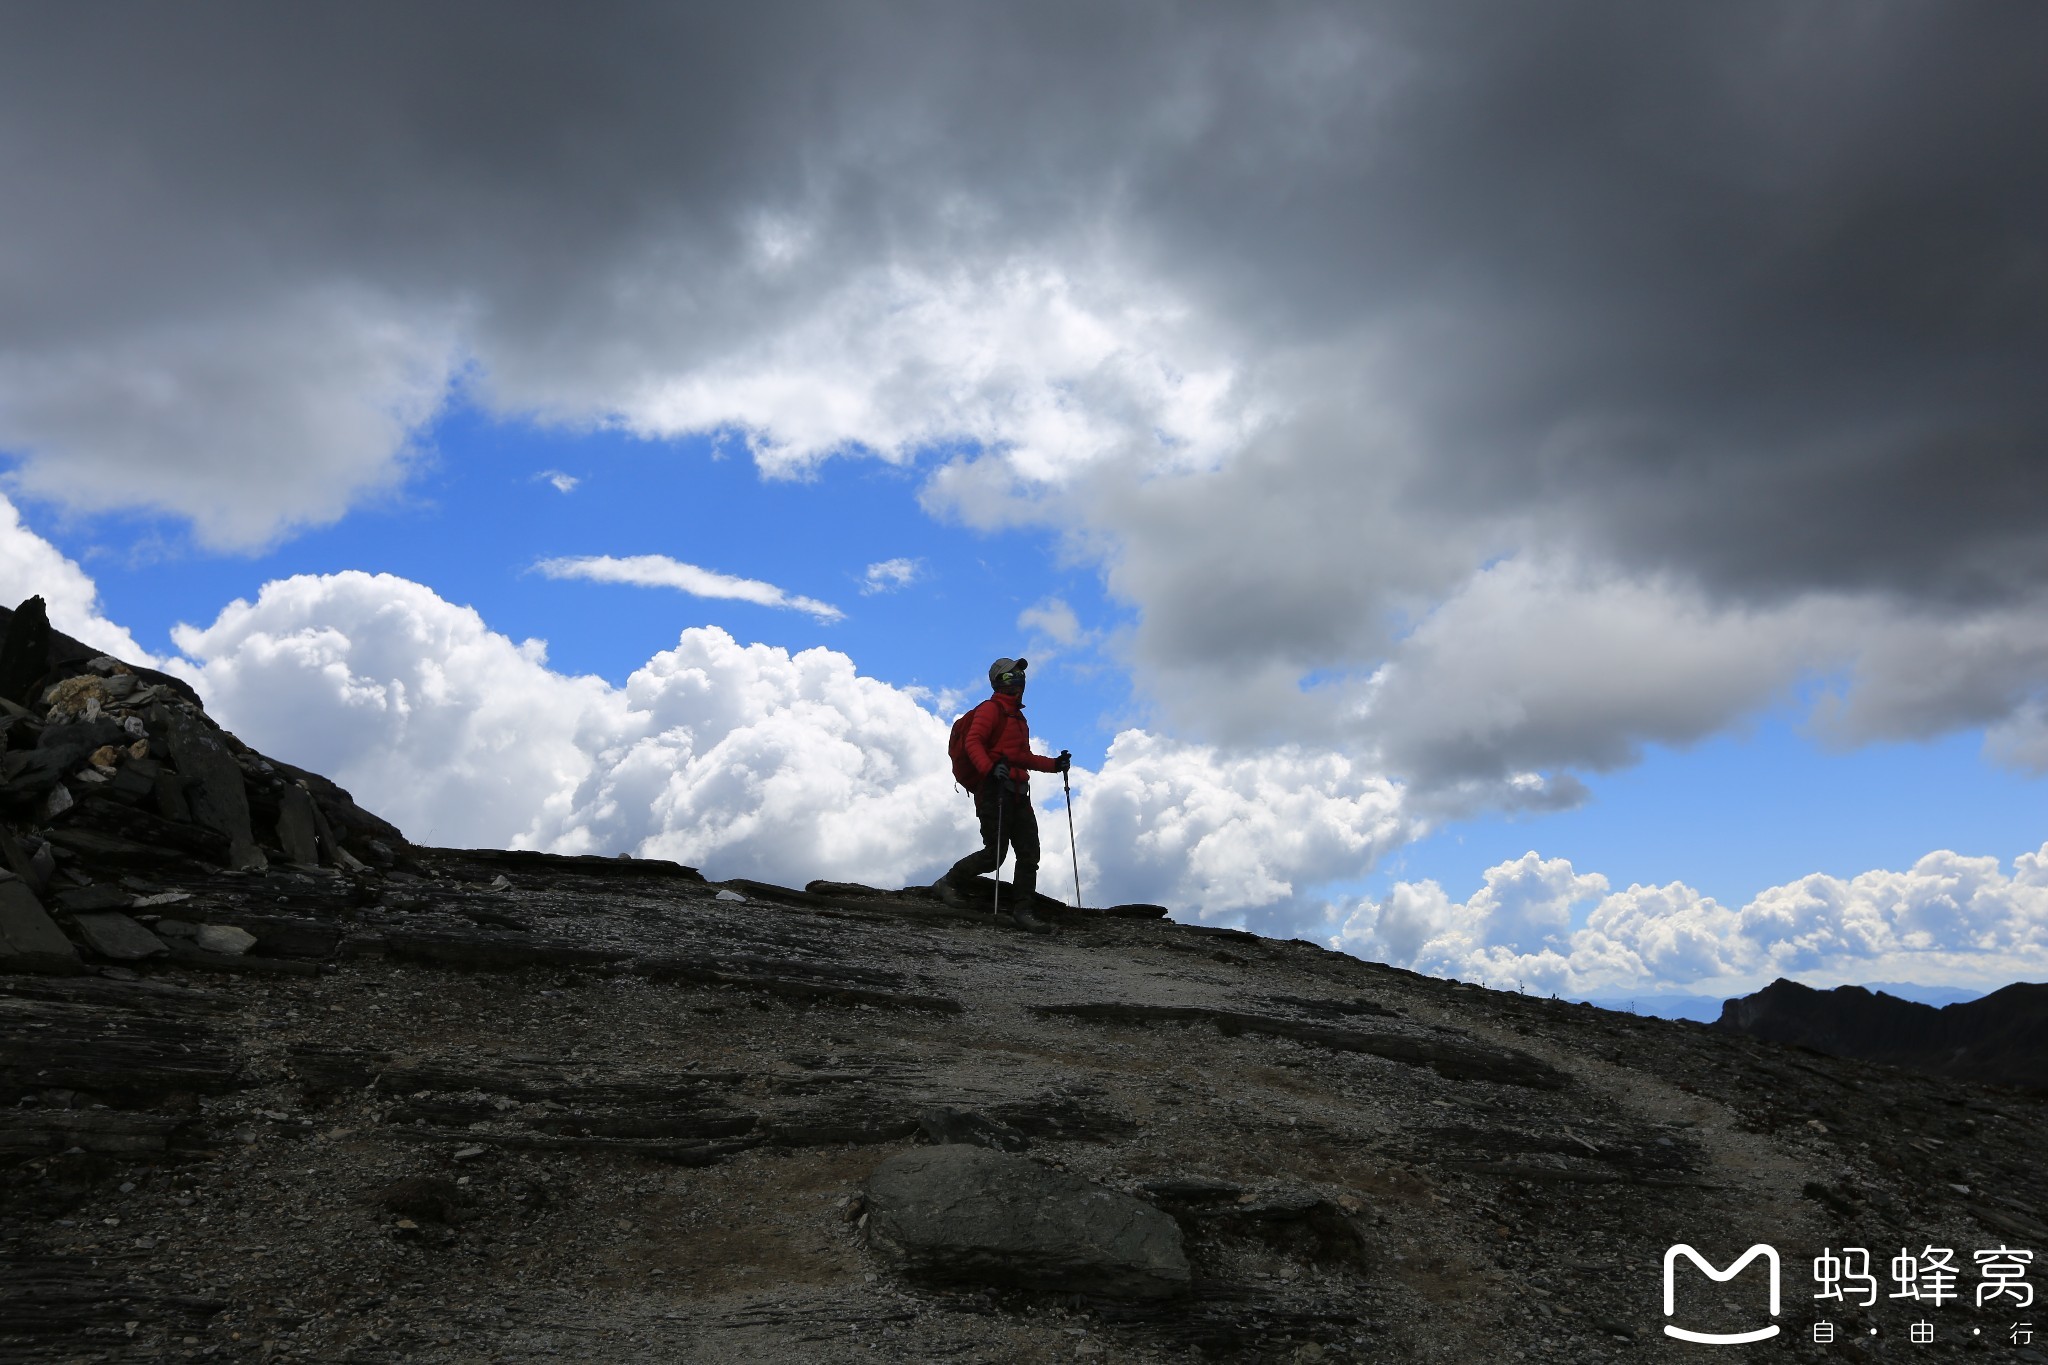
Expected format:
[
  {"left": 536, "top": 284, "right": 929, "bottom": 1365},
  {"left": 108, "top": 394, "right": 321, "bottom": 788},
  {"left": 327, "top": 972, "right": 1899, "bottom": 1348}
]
[
  {"left": 152, "top": 704, "right": 266, "bottom": 872},
  {"left": 275, "top": 781, "right": 321, "bottom": 865},
  {"left": 865, "top": 1144, "right": 1190, "bottom": 1299},
  {"left": 68, "top": 910, "right": 168, "bottom": 960},
  {"left": 0, "top": 879, "right": 79, "bottom": 974}
]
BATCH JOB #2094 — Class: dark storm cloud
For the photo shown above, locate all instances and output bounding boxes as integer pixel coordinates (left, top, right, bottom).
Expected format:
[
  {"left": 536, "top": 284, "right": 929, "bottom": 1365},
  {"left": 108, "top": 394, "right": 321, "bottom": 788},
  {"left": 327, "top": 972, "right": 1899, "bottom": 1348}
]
[{"left": 1106, "top": 1, "right": 2048, "bottom": 610}]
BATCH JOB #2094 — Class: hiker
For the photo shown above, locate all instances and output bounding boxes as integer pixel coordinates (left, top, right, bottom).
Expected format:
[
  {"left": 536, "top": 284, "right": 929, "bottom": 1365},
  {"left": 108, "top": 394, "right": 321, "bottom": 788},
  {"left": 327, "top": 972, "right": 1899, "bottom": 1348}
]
[{"left": 933, "top": 657, "right": 1070, "bottom": 933}]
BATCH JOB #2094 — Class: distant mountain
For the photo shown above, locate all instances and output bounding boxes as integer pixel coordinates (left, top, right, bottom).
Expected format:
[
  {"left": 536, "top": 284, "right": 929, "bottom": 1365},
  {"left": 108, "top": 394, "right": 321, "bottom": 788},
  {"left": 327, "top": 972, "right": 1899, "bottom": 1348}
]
[
  {"left": 1854, "top": 981, "right": 1985, "bottom": 1008},
  {"left": 1575, "top": 993, "right": 1728, "bottom": 1023},
  {"left": 1579, "top": 982, "right": 1985, "bottom": 1024},
  {"left": 1713, "top": 978, "right": 2048, "bottom": 1090}
]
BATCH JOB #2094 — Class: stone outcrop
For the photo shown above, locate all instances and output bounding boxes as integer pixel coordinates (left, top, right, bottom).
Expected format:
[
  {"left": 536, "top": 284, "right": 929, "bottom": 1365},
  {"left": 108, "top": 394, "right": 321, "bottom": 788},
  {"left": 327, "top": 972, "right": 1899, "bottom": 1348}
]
[
  {"left": 152, "top": 703, "right": 267, "bottom": 872},
  {"left": 0, "top": 597, "right": 406, "bottom": 881},
  {"left": 865, "top": 1144, "right": 1191, "bottom": 1299},
  {"left": 0, "top": 594, "right": 53, "bottom": 706}
]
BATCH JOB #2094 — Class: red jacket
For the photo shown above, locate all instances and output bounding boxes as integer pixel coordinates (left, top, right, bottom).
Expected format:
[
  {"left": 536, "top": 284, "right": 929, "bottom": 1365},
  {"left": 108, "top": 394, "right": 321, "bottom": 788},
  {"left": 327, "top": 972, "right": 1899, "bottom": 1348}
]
[{"left": 963, "top": 691, "right": 1057, "bottom": 789}]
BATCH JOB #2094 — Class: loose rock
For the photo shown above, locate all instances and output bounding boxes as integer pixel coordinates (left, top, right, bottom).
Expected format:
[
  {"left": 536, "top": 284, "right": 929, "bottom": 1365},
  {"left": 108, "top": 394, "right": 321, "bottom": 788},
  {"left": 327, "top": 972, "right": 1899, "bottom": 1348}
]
[
  {"left": 193, "top": 924, "right": 258, "bottom": 956},
  {"left": 0, "top": 880, "right": 81, "bottom": 974},
  {"left": 69, "top": 911, "right": 169, "bottom": 961},
  {"left": 864, "top": 1144, "right": 1190, "bottom": 1300}
]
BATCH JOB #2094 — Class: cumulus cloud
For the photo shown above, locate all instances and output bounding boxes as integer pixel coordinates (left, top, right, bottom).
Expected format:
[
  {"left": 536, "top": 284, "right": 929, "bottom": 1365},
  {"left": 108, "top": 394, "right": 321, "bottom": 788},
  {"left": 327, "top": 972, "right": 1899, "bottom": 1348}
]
[
  {"left": 1018, "top": 597, "right": 1083, "bottom": 648},
  {"left": 860, "top": 558, "right": 920, "bottom": 595},
  {"left": 524, "top": 627, "right": 977, "bottom": 884},
  {"left": 1338, "top": 844, "right": 2048, "bottom": 997},
  {"left": 535, "top": 554, "right": 842, "bottom": 622},
  {"left": 539, "top": 471, "right": 579, "bottom": 494},
  {"left": 167, "top": 571, "right": 970, "bottom": 875},
  {"left": 0, "top": 493, "right": 154, "bottom": 661},
  {"left": 1080, "top": 730, "right": 1412, "bottom": 931},
  {"left": 169, "top": 573, "right": 617, "bottom": 850},
  {"left": 612, "top": 262, "right": 1250, "bottom": 488}
]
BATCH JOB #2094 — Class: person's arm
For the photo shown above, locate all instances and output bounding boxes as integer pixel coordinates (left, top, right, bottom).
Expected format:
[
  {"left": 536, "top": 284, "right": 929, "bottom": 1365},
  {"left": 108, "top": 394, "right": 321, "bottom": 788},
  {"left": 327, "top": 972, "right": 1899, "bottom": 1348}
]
[{"left": 1020, "top": 740, "right": 1069, "bottom": 773}]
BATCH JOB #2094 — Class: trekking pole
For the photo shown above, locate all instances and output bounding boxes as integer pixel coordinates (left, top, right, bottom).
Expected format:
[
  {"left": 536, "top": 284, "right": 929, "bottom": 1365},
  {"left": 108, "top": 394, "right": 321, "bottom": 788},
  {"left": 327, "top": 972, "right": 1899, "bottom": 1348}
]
[
  {"left": 990, "top": 778, "right": 1005, "bottom": 919},
  {"left": 1062, "top": 764, "right": 1083, "bottom": 910}
]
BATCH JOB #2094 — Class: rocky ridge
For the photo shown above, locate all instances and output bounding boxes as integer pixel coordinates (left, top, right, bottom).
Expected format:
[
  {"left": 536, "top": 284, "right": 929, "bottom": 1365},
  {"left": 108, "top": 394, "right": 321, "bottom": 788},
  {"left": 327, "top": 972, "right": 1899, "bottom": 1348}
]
[
  {"left": 4, "top": 599, "right": 2048, "bottom": 1363},
  {"left": 1715, "top": 979, "right": 2048, "bottom": 1091}
]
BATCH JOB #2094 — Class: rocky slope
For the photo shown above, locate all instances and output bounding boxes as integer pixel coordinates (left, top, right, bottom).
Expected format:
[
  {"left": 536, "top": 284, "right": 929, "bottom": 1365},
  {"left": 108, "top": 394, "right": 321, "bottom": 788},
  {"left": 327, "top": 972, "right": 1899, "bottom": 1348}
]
[
  {"left": 5, "top": 600, "right": 2048, "bottom": 1363},
  {"left": 1715, "top": 979, "right": 2048, "bottom": 1091}
]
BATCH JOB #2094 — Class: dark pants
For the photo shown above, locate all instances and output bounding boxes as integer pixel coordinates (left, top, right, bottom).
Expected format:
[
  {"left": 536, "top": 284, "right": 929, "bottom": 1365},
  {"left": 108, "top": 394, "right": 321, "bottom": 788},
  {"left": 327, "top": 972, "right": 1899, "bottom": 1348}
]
[{"left": 944, "top": 781, "right": 1039, "bottom": 899}]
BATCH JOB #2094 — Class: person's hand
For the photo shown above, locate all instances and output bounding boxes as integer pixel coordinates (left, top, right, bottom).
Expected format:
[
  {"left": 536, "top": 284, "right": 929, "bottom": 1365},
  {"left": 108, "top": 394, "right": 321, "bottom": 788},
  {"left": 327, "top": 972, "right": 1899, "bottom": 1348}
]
[
  {"left": 991, "top": 761, "right": 1010, "bottom": 784},
  {"left": 1054, "top": 750, "right": 1071, "bottom": 773}
]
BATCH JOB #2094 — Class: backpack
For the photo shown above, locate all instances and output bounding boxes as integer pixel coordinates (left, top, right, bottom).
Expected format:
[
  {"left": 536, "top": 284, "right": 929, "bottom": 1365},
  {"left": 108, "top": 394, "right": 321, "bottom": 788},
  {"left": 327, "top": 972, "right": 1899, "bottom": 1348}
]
[{"left": 948, "top": 700, "right": 1008, "bottom": 792}]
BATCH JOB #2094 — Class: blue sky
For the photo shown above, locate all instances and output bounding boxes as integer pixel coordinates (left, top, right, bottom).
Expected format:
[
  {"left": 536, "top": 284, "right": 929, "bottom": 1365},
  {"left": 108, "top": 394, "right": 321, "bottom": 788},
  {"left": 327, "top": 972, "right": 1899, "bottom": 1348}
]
[
  {"left": 4, "top": 4, "right": 2046, "bottom": 1008},
  {"left": 41, "top": 399, "right": 1141, "bottom": 759}
]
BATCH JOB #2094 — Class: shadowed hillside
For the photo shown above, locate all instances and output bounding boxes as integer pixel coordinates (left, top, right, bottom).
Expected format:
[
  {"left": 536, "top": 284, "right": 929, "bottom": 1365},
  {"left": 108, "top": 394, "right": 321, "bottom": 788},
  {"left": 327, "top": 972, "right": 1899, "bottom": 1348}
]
[{"left": 1714, "top": 978, "right": 2048, "bottom": 1092}]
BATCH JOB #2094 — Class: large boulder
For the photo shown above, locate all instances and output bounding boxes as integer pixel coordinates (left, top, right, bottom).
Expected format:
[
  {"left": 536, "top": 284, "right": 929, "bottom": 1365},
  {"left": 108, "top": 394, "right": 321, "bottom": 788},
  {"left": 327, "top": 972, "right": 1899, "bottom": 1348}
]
[{"left": 864, "top": 1144, "right": 1189, "bottom": 1299}]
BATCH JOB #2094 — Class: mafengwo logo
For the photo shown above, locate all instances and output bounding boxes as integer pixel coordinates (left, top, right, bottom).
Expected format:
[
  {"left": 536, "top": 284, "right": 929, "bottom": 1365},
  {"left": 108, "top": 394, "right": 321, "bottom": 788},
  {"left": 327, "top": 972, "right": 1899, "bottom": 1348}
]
[{"left": 1663, "top": 1243, "right": 1782, "bottom": 1344}]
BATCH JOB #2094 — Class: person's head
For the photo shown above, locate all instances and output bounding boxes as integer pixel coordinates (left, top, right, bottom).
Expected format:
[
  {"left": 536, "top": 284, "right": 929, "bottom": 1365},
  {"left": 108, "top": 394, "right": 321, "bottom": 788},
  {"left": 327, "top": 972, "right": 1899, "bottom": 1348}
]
[{"left": 989, "top": 657, "right": 1028, "bottom": 696}]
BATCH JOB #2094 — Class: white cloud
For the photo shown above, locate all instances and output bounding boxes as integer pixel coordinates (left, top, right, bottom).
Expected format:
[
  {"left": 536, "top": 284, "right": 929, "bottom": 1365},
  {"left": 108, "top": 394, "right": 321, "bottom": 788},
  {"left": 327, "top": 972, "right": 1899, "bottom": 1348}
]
[
  {"left": 540, "top": 470, "right": 579, "bottom": 494},
  {"left": 1018, "top": 597, "right": 1082, "bottom": 647},
  {"left": 860, "top": 557, "right": 920, "bottom": 595},
  {"left": 612, "top": 262, "right": 1252, "bottom": 491},
  {"left": 1337, "top": 844, "right": 2048, "bottom": 997},
  {"left": 169, "top": 572, "right": 615, "bottom": 851},
  {"left": 168, "top": 570, "right": 974, "bottom": 878},
  {"left": 0, "top": 492, "right": 154, "bottom": 662},
  {"left": 526, "top": 627, "right": 977, "bottom": 884},
  {"left": 535, "top": 553, "right": 843, "bottom": 623},
  {"left": 1080, "top": 729, "right": 1412, "bottom": 927}
]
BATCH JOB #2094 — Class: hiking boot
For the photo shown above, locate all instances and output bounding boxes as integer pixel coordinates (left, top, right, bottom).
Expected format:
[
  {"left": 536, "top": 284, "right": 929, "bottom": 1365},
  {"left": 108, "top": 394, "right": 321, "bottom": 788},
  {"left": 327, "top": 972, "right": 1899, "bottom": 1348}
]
[
  {"left": 927, "top": 878, "right": 968, "bottom": 907},
  {"left": 1007, "top": 903, "right": 1053, "bottom": 934}
]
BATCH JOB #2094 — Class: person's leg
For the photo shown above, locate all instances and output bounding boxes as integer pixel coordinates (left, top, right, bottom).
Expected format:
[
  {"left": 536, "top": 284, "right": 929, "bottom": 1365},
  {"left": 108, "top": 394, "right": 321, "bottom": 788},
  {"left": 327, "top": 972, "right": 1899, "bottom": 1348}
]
[
  {"left": 938, "top": 784, "right": 1004, "bottom": 887},
  {"left": 1004, "top": 791, "right": 1051, "bottom": 932},
  {"left": 1008, "top": 790, "right": 1040, "bottom": 896}
]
